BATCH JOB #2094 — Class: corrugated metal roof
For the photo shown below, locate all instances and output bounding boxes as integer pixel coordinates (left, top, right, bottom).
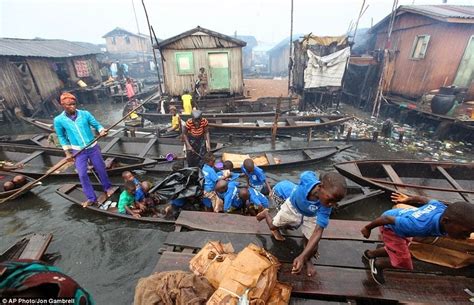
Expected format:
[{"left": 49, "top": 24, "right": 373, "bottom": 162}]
[
  {"left": 0, "top": 38, "right": 101, "bottom": 58},
  {"left": 401, "top": 5, "right": 474, "bottom": 20},
  {"left": 157, "top": 26, "right": 246, "bottom": 49}
]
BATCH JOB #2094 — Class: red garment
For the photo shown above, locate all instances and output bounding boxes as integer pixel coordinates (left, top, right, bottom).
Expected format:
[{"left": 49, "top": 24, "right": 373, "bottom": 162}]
[
  {"left": 126, "top": 83, "right": 135, "bottom": 99},
  {"left": 60, "top": 92, "right": 76, "bottom": 103},
  {"left": 380, "top": 226, "right": 414, "bottom": 270},
  {"left": 185, "top": 118, "right": 208, "bottom": 137}
]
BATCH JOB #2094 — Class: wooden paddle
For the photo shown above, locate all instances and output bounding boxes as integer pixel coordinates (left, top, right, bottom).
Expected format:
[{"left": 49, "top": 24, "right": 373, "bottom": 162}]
[{"left": 0, "top": 93, "right": 158, "bottom": 204}]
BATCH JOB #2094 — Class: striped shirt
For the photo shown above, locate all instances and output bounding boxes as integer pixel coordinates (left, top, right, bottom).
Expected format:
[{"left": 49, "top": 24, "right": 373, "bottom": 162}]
[{"left": 185, "top": 118, "right": 208, "bottom": 137}]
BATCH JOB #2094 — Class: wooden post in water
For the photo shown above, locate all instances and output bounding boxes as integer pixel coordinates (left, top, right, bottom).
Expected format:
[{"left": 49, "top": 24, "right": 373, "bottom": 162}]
[
  {"left": 346, "top": 127, "right": 352, "bottom": 142},
  {"left": 271, "top": 96, "right": 282, "bottom": 148},
  {"left": 307, "top": 128, "right": 313, "bottom": 142}
]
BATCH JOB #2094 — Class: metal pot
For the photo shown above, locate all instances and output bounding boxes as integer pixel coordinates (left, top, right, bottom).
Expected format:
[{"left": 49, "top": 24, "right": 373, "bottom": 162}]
[{"left": 431, "top": 94, "right": 456, "bottom": 115}]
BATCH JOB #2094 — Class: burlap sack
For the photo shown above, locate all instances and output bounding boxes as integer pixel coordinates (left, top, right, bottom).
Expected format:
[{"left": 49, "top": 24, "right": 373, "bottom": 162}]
[
  {"left": 133, "top": 271, "right": 214, "bottom": 305},
  {"left": 189, "top": 241, "right": 236, "bottom": 289},
  {"left": 267, "top": 282, "right": 292, "bottom": 305},
  {"left": 410, "top": 236, "right": 474, "bottom": 268},
  {"left": 207, "top": 243, "right": 280, "bottom": 304}
]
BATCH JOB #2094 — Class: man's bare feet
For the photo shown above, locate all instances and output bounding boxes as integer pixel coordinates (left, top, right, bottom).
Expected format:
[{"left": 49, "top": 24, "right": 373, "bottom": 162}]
[
  {"left": 106, "top": 188, "right": 115, "bottom": 197},
  {"left": 305, "top": 260, "right": 316, "bottom": 277},
  {"left": 82, "top": 200, "right": 93, "bottom": 208},
  {"left": 256, "top": 208, "right": 269, "bottom": 222},
  {"left": 271, "top": 229, "right": 285, "bottom": 241}
]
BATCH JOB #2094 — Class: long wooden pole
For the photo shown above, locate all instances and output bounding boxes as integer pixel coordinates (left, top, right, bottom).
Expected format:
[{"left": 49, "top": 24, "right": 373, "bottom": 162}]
[
  {"left": 271, "top": 96, "right": 282, "bottom": 147},
  {"left": 287, "top": 0, "right": 294, "bottom": 94},
  {"left": 0, "top": 96, "right": 155, "bottom": 204},
  {"left": 142, "top": 0, "right": 163, "bottom": 95}
]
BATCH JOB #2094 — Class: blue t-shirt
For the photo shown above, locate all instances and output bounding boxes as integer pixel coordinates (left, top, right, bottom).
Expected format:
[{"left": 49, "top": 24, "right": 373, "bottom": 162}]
[
  {"left": 171, "top": 198, "right": 186, "bottom": 207},
  {"left": 289, "top": 171, "right": 332, "bottom": 228},
  {"left": 202, "top": 164, "right": 221, "bottom": 192},
  {"left": 383, "top": 200, "right": 447, "bottom": 238},
  {"left": 248, "top": 187, "right": 269, "bottom": 208},
  {"left": 217, "top": 182, "right": 243, "bottom": 212},
  {"left": 132, "top": 177, "right": 145, "bottom": 202},
  {"left": 273, "top": 180, "right": 297, "bottom": 200},
  {"left": 241, "top": 165, "right": 266, "bottom": 191}
]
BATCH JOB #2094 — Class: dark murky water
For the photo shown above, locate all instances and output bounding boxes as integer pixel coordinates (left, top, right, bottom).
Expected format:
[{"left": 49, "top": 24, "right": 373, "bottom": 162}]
[{"left": 0, "top": 100, "right": 470, "bottom": 304}]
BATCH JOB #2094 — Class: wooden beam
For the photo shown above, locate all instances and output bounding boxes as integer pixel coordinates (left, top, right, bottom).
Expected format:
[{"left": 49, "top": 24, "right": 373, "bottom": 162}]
[
  {"left": 436, "top": 166, "right": 471, "bottom": 202},
  {"left": 138, "top": 138, "right": 157, "bottom": 158},
  {"left": 382, "top": 164, "right": 409, "bottom": 194},
  {"left": 18, "top": 150, "right": 43, "bottom": 165},
  {"left": 18, "top": 233, "right": 53, "bottom": 260},
  {"left": 100, "top": 137, "right": 121, "bottom": 153},
  {"left": 265, "top": 152, "right": 276, "bottom": 165}
]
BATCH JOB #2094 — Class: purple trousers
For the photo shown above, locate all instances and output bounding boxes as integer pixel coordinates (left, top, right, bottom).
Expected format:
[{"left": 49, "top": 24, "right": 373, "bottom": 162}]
[{"left": 73, "top": 145, "right": 112, "bottom": 202}]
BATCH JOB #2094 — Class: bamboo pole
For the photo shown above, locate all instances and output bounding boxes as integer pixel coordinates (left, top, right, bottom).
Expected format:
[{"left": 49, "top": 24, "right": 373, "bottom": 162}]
[
  {"left": 271, "top": 96, "right": 282, "bottom": 147},
  {"left": 0, "top": 96, "right": 155, "bottom": 204}
]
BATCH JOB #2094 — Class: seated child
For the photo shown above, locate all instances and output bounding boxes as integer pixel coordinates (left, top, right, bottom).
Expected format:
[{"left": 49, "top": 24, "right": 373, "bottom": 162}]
[
  {"left": 361, "top": 192, "right": 474, "bottom": 285},
  {"left": 222, "top": 160, "right": 240, "bottom": 182},
  {"left": 271, "top": 180, "right": 297, "bottom": 210},
  {"left": 137, "top": 181, "right": 159, "bottom": 217},
  {"left": 118, "top": 181, "right": 141, "bottom": 218},
  {"left": 257, "top": 171, "right": 347, "bottom": 277},
  {"left": 241, "top": 159, "right": 272, "bottom": 195},
  {"left": 215, "top": 180, "right": 250, "bottom": 213},
  {"left": 201, "top": 152, "right": 229, "bottom": 212},
  {"left": 122, "top": 170, "right": 145, "bottom": 206}
]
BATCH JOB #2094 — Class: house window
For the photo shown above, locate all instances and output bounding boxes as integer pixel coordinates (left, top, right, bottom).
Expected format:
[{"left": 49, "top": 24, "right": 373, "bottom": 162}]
[
  {"left": 175, "top": 52, "right": 194, "bottom": 75},
  {"left": 111, "top": 37, "right": 116, "bottom": 45},
  {"left": 410, "top": 35, "right": 430, "bottom": 59},
  {"left": 125, "top": 36, "right": 130, "bottom": 44}
]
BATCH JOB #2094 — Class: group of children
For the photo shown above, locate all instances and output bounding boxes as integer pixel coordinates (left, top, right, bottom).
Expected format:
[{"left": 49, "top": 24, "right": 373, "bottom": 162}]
[
  {"left": 115, "top": 157, "right": 474, "bottom": 286},
  {"left": 118, "top": 171, "right": 157, "bottom": 218}
]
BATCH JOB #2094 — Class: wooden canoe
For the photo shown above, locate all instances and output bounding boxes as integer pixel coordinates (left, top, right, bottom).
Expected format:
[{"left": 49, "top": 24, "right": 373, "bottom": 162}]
[
  {"left": 0, "top": 171, "right": 40, "bottom": 199},
  {"left": 148, "top": 145, "right": 352, "bottom": 173},
  {"left": 0, "top": 233, "right": 53, "bottom": 262},
  {"left": 141, "top": 111, "right": 278, "bottom": 124},
  {"left": 2, "top": 134, "right": 224, "bottom": 160},
  {"left": 0, "top": 143, "right": 157, "bottom": 178},
  {"left": 207, "top": 116, "right": 352, "bottom": 133},
  {"left": 56, "top": 184, "right": 175, "bottom": 224},
  {"left": 334, "top": 160, "right": 474, "bottom": 203},
  {"left": 19, "top": 116, "right": 173, "bottom": 139}
]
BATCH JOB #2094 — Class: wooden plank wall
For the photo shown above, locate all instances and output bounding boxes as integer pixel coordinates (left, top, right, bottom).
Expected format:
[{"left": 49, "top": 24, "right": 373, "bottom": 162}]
[
  {"left": 0, "top": 58, "right": 34, "bottom": 110},
  {"left": 27, "top": 58, "right": 62, "bottom": 99},
  {"left": 374, "top": 13, "right": 474, "bottom": 99}
]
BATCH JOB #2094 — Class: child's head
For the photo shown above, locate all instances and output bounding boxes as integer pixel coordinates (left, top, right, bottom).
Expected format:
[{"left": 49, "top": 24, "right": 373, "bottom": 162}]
[
  {"left": 223, "top": 160, "right": 234, "bottom": 170},
  {"left": 141, "top": 181, "right": 152, "bottom": 193},
  {"left": 169, "top": 105, "right": 177, "bottom": 115},
  {"left": 239, "top": 187, "right": 250, "bottom": 202},
  {"left": 215, "top": 180, "right": 228, "bottom": 193},
  {"left": 124, "top": 181, "right": 136, "bottom": 194},
  {"left": 309, "top": 172, "right": 347, "bottom": 207},
  {"left": 122, "top": 171, "right": 134, "bottom": 182},
  {"left": 243, "top": 159, "right": 254, "bottom": 173},
  {"left": 440, "top": 202, "right": 474, "bottom": 239},
  {"left": 203, "top": 152, "right": 215, "bottom": 166}
]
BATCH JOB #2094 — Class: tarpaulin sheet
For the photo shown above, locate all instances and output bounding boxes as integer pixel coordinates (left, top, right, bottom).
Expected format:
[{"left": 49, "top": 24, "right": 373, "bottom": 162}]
[
  {"left": 304, "top": 47, "right": 350, "bottom": 89},
  {"left": 150, "top": 167, "right": 203, "bottom": 201}
]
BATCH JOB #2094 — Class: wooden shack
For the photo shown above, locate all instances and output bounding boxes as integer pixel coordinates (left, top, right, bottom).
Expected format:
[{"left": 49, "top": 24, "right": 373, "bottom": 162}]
[
  {"left": 156, "top": 26, "right": 246, "bottom": 97},
  {"left": 0, "top": 38, "right": 101, "bottom": 118},
  {"left": 371, "top": 5, "right": 474, "bottom": 99}
]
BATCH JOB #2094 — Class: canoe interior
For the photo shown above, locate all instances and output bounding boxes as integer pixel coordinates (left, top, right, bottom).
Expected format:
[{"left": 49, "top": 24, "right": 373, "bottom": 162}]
[
  {"left": 0, "top": 144, "right": 154, "bottom": 176},
  {"left": 57, "top": 184, "right": 174, "bottom": 224},
  {"left": 0, "top": 233, "right": 53, "bottom": 262},
  {"left": 0, "top": 171, "right": 37, "bottom": 198},
  {"left": 344, "top": 161, "right": 474, "bottom": 203}
]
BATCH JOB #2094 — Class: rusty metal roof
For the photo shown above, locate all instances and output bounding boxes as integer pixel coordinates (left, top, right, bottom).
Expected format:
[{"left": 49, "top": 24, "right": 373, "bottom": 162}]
[
  {"left": 0, "top": 38, "right": 101, "bottom": 58},
  {"left": 401, "top": 5, "right": 474, "bottom": 20},
  {"left": 156, "top": 26, "right": 246, "bottom": 49}
]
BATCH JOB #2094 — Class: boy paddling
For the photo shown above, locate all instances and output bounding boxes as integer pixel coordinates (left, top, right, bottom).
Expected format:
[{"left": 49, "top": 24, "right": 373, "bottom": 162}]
[
  {"left": 257, "top": 171, "right": 347, "bottom": 276},
  {"left": 362, "top": 192, "right": 474, "bottom": 285}
]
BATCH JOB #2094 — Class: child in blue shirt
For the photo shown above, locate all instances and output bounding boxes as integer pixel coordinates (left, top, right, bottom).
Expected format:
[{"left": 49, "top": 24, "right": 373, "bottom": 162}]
[
  {"left": 257, "top": 171, "right": 347, "bottom": 277},
  {"left": 222, "top": 160, "right": 241, "bottom": 182},
  {"left": 362, "top": 192, "right": 474, "bottom": 285},
  {"left": 271, "top": 180, "right": 297, "bottom": 210},
  {"left": 241, "top": 159, "right": 272, "bottom": 195},
  {"left": 201, "top": 153, "right": 229, "bottom": 212},
  {"left": 215, "top": 180, "right": 250, "bottom": 213}
]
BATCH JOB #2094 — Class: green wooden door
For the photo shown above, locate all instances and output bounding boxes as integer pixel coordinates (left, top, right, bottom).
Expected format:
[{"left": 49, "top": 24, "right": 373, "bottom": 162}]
[
  {"left": 208, "top": 52, "right": 230, "bottom": 90},
  {"left": 454, "top": 36, "right": 474, "bottom": 87}
]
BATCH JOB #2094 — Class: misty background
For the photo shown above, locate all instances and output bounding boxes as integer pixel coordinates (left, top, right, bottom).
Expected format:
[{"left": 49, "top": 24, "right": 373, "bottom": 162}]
[{"left": 1, "top": 0, "right": 473, "bottom": 46}]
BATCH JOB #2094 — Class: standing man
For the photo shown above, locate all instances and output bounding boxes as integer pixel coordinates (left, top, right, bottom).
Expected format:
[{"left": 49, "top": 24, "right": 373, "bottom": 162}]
[
  {"left": 54, "top": 92, "right": 114, "bottom": 207},
  {"left": 182, "top": 110, "right": 210, "bottom": 168},
  {"left": 198, "top": 67, "right": 208, "bottom": 97}
]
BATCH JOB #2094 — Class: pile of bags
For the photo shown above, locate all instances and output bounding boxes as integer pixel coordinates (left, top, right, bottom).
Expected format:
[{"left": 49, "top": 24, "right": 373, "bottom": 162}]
[{"left": 189, "top": 241, "right": 291, "bottom": 305}]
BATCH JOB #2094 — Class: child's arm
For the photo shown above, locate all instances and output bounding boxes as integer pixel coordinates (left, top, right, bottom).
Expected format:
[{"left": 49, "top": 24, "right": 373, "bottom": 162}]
[
  {"left": 361, "top": 215, "right": 396, "bottom": 238},
  {"left": 125, "top": 206, "right": 141, "bottom": 218},
  {"left": 265, "top": 180, "right": 272, "bottom": 194},
  {"left": 391, "top": 192, "right": 429, "bottom": 205},
  {"left": 292, "top": 225, "right": 324, "bottom": 274}
]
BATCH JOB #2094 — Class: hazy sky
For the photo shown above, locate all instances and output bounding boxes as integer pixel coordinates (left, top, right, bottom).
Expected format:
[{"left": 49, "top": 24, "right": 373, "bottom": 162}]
[{"left": 1, "top": 0, "right": 472, "bottom": 46}]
